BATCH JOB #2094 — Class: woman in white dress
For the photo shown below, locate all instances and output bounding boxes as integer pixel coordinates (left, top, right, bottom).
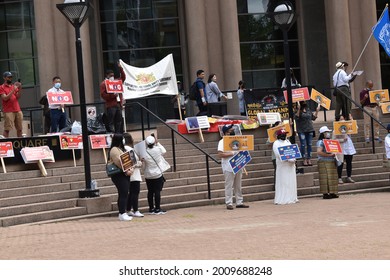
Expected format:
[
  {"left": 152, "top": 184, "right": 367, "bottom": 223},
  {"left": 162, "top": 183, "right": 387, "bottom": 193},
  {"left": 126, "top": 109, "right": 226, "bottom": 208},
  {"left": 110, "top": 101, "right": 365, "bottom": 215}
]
[{"left": 272, "top": 129, "right": 299, "bottom": 205}]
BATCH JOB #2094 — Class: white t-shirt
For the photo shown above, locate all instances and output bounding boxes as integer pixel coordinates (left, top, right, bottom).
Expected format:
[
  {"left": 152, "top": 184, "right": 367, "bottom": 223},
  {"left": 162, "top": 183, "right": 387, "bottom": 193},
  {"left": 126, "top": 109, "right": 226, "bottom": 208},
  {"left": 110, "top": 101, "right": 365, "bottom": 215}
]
[
  {"left": 385, "top": 134, "right": 390, "bottom": 159},
  {"left": 217, "top": 138, "right": 238, "bottom": 172},
  {"left": 124, "top": 145, "right": 142, "bottom": 182}
]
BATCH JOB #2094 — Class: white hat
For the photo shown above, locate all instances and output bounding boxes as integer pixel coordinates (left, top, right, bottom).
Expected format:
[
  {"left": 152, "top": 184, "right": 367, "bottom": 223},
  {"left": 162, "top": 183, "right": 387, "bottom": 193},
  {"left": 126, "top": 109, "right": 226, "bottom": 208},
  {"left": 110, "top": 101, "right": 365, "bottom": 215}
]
[
  {"left": 335, "top": 62, "right": 343, "bottom": 69},
  {"left": 319, "top": 126, "right": 332, "bottom": 134},
  {"left": 145, "top": 136, "right": 156, "bottom": 145}
]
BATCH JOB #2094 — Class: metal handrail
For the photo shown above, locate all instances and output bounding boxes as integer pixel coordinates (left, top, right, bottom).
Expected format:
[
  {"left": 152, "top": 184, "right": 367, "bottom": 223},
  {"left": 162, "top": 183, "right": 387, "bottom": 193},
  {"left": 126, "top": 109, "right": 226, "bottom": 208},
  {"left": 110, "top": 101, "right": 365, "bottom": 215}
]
[{"left": 128, "top": 101, "right": 221, "bottom": 200}]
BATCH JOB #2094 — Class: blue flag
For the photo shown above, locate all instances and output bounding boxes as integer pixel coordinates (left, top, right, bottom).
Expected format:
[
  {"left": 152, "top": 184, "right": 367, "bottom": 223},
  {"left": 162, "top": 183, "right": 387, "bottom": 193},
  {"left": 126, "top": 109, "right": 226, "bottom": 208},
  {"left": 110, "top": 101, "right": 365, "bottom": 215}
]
[{"left": 373, "top": 7, "right": 390, "bottom": 57}]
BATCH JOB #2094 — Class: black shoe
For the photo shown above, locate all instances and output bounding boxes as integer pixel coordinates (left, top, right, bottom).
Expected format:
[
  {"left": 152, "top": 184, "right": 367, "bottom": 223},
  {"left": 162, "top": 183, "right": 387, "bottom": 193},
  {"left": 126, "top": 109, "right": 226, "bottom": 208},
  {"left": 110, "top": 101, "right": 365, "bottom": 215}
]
[
  {"left": 236, "top": 204, "right": 249, "bottom": 208},
  {"left": 323, "top": 193, "right": 332, "bottom": 199},
  {"left": 330, "top": 193, "right": 339, "bottom": 199}
]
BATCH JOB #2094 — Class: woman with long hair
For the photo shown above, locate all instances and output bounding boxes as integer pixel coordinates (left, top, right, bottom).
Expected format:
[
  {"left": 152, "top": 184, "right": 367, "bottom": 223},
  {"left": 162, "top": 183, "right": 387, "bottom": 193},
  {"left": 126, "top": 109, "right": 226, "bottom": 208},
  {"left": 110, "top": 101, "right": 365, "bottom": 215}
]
[
  {"left": 237, "top": 80, "right": 246, "bottom": 116},
  {"left": 205, "top": 74, "right": 227, "bottom": 103}
]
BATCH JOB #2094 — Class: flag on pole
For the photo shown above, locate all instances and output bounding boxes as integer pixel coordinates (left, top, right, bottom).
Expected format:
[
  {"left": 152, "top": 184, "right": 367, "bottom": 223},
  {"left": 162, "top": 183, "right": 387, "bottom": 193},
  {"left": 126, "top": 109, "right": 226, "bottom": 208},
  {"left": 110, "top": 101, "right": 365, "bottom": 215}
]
[{"left": 373, "top": 7, "right": 390, "bottom": 57}]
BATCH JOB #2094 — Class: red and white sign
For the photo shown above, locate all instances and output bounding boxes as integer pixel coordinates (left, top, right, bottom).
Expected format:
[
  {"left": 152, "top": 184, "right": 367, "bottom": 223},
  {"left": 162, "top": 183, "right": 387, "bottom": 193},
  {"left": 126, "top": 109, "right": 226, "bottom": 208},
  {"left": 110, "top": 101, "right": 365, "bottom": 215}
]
[
  {"left": 105, "top": 80, "right": 123, "bottom": 94},
  {"left": 20, "top": 146, "right": 55, "bottom": 163},
  {"left": 0, "top": 142, "right": 14, "bottom": 158},
  {"left": 283, "top": 87, "right": 310, "bottom": 103},
  {"left": 89, "top": 134, "right": 111, "bottom": 149},
  {"left": 323, "top": 139, "right": 342, "bottom": 154},
  {"left": 47, "top": 91, "right": 74, "bottom": 105},
  {"left": 60, "top": 135, "right": 83, "bottom": 150}
]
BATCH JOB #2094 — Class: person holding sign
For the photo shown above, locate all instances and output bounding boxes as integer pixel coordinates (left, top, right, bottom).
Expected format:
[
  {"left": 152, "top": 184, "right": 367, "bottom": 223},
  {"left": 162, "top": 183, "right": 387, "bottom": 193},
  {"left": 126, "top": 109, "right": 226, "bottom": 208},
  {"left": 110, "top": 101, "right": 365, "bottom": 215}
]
[
  {"left": 359, "top": 80, "right": 382, "bottom": 143},
  {"left": 100, "top": 63, "right": 126, "bottom": 133},
  {"left": 218, "top": 124, "right": 249, "bottom": 210},
  {"left": 316, "top": 126, "right": 339, "bottom": 199},
  {"left": 46, "top": 76, "right": 67, "bottom": 133},
  {"left": 109, "top": 134, "right": 134, "bottom": 221},
  {"left": 295, "top": 101, "right": 320, "bottom": 166},
  {"left": 334, "top": 133, "right": 356, "bottom": 184},
  {"left": 272, "top": 129, "right": 298, "bottom": 205}
]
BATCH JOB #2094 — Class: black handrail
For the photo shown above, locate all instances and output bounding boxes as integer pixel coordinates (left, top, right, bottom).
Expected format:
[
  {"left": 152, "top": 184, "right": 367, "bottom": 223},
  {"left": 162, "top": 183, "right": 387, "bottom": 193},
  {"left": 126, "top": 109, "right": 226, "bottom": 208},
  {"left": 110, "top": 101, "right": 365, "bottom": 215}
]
[{"left": 127, "top": 101, "right": 221, "bottom": 199}]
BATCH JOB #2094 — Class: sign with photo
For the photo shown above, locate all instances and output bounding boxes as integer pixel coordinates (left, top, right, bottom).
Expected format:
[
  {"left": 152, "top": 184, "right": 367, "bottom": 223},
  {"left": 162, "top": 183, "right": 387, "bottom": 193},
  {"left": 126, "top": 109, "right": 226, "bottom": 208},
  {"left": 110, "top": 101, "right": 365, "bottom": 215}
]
[
  {"left": 380, "top": 102, "right": 390, "bottom": 114},
  {"left": 229, "top": 151, "right": 252, "bottom": 174},
  {"left": 369, "top": 89, "right": 389, "bottom": 103},
  {"left": 89, "top": 134, "right": 112, "bottom": 149},
  {"left": 311, "top": 88, "right": 331, "bottom": 110},
  {"left": 257, "top": 112, "right": 282, "bottom": 126},
  {"left": 104, "top": 79, "right": 124, "bottom": 94},
  {"left": 60, "top": 135, "right": 83, "bottom": 150},
  {"left": 223, "top": 135, "right": 254, "bottom": 151},
  {"left": 323, "top": 139, "right": 342, "bottom": 153},
  {"left": 218, "top": 124, "right": 242, "bottom": 137},
  {"left": 119, "top": 150, "right": 137, "bottom": 172},
  {"left": 0, "top": 142, "right": 14, "bottom": 158},
  {"left": 185, "top": 116, "right": 210, "bottom": 132},
  {"left": 267, "top": 122, "right": 292, "bottom": 143},
  {"left": 20, "top": 146, "right": 55, "bottom": 163},
  {"left": 277, "top": 144, "right": 302, "bottom": 161},
  {"left": 283, "top": 87, "right": 310, "bottom": 103},
  {"left": 333, "top": 120, "right": 358, "bottom": 135},
  {"left": 87, "top": 106, "right": 97, "bottom": 120},
  {"left": 47, "top": 91, "right": 74, "bottom": 105}
]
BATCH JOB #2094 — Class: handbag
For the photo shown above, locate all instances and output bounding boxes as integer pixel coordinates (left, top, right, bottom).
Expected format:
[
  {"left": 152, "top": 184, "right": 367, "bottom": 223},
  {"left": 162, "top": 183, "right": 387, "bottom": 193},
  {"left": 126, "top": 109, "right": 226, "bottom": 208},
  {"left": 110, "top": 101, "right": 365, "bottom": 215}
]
[
  {"left": 106, "top": 147, "right": 123, "bottom": 177},
  {"left": 333, "top": 70, "right": 341, "bottom": 96}
]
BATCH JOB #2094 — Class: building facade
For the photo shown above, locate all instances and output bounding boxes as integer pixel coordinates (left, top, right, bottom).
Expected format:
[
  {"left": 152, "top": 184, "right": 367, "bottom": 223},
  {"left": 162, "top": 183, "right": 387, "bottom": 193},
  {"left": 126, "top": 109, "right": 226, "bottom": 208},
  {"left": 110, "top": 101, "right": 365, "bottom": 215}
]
[{"left": 0, "top": 0, "right": 387, "bottom": 128}]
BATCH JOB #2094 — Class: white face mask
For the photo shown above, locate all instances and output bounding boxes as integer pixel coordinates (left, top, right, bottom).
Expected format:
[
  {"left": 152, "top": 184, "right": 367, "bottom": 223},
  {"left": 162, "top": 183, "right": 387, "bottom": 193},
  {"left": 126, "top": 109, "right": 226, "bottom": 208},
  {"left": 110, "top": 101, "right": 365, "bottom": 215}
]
[
  {"left": 325, "top": 132, "right": 331, "bottom": 139},
  {"left": 109, "top": 76, "right": 115, "bottom": 81}
]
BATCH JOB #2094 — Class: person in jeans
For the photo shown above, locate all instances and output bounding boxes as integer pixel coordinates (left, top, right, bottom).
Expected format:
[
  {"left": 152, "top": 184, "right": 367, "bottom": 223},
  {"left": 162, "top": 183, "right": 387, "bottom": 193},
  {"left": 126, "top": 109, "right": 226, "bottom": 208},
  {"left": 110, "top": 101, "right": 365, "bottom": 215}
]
[
  {"left": 194, "top": 69, "right": 208, "bottom": 116},
  {"left": 123, "top": 132, "right": 144, "bottom": 218},
  {"left": 143, "top": 135, "right": 169, "bottom": 215},
  {"left": 295, "top": 101, "right": 320, "bottom": 166},
  {"left": 46, "top": 76, "right": 67, "bottom": 132},
  {"left": 335, "top": 133, "right": 356, "bottom": 184}
]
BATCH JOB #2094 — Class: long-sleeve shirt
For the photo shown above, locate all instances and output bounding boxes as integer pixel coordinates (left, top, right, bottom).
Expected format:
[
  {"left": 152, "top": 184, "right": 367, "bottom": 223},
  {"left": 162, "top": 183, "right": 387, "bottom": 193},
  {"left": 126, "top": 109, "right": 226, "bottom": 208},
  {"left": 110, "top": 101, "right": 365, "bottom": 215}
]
[
  {"left": 100, "top": 67, "right": 126, "bottom": 108},
  {"left": 333, "top": 69, "right": 352, "bottom": 88}
]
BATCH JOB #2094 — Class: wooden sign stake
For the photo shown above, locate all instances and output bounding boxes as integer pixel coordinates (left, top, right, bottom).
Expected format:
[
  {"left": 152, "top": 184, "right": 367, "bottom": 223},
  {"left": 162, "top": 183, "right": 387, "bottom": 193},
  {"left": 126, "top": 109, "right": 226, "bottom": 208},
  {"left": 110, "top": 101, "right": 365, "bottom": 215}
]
[
  {"left": 38, "top": 159, "right": 47, "bottom": 177},
  {"left": 1, "top": 157, "right": 6, "bottom": 174}
]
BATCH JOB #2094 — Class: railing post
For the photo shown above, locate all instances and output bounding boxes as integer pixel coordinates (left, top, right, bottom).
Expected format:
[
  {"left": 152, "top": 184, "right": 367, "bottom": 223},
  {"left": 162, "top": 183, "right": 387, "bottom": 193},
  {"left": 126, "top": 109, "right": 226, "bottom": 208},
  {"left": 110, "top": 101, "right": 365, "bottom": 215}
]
[
  {"left": 206, "top": 155, "right": 211, "bottom": 199},
  {"left": 371, "top": 117, "right": 376, "bottom": 154},
  {"left": 29, "top": 110, "right": 33, "bottom": 136},
  {"left": 171, "top": 129, "right": 176, "bottom": 172},
  {"left": 140, "top": 106, "right": 145, "bottom": 140},
  {"left": 146, "top": 99, "right": 150, "bottom": 130}
]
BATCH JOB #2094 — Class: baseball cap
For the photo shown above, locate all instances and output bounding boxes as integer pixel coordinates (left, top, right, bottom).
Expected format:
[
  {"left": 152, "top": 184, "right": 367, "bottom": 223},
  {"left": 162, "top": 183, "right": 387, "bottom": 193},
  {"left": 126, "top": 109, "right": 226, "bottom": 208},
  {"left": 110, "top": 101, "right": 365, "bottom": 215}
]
[
  {"left": 145, "top": 136, "right": 156, "bottom": 145},
  {"left": 387, "top": 124, "right": 390, "bottom": 131},
  {"left": 222, "top": 124, "right": 234, "bottom": 134},
  {"left": 276, "top": 129, "right": 287, "bottom": 136},
  {"left": 3, "top": 71, "right": 12, "bottom": 78},
  {"left": 319, "top": 126, "right": 332, "bottom": 134}
]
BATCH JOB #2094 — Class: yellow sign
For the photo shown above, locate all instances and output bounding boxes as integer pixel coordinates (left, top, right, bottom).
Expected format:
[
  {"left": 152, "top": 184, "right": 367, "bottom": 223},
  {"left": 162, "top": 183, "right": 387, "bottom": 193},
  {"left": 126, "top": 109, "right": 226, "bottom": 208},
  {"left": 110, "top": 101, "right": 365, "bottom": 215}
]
[
  {"left": 333, "top": 120, "right": 358, "bottom": 135},
  {"left": 223, "top": 135, "right": 254, "bottom": 151},
  {"left": 380, "top": 102, "right": 390, "bottom": 114},
  {"left": 369, "top": 89, "right": 389, "bottom": 103},
  {"left": 311, "top": 88, "right": 331, "bottom": 110},
  {"left": 267, "top": 123, "right": 292, "bottom": 143}
]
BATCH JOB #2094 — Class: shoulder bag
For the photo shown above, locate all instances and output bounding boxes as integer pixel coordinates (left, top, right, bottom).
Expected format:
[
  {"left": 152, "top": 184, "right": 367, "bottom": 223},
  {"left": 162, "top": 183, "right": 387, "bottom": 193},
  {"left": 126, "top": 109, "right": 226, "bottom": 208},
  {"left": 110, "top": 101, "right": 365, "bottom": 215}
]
[
  {"left": 333, "top": 70, "right": 341, "bottom": 96},
  {"left": 106, "top": 147, "right": 123, "bottom": 177},
  {"left": 146, "top": 150, "right": 170, "bottom": 182}
]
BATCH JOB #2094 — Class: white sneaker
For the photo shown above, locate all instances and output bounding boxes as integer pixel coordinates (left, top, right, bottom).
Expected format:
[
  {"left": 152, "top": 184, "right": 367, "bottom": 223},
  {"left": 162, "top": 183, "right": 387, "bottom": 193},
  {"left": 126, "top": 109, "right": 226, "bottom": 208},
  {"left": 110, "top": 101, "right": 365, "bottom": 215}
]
[
  {"left": 346, "top": 177, "right": 355, "bottom": 183},
  {"left": 127, "top": 211, "right": 134, "bottom": 216},
  {"left": 338, "top": 178, "right": 344, "bottom": 184},
  {"left": 133, "top": 211, "right": 144, "bottom": 217},
  {"left": 118, "top": 213, "right": 132, "bottom": 221}
]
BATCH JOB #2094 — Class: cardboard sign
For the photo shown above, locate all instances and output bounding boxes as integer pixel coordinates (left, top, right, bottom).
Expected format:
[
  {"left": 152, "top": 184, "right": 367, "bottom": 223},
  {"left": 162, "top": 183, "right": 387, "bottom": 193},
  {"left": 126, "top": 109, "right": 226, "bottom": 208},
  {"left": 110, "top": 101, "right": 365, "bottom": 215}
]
[
  {"left": 89, "top": 134, "right": 112, "bottom": 149},
  {"left": 185, "top": 116, "right": 210, "bottom": 131},
  {"left": 105, "top": 79, "right": 124, "bottom": 94},
  {"left": 311, "top": 88, "right": 331, "bottom": 110},
  {"left": 87, "top": 106, "right": 97, "bottom": 120},
  {"left": 257, "top": 112, "right": 282, "bottom": 125},
  {"left": 369, "top": 89, "right": 389, "bottom": 103},
  {"left": 120, "top": 151, "right": 137, "bottom": 172},
  {"left": 0, "top": 142, "right": 14, "bottom": 158},
  {"left": 229, "top": 151, "right": 252, "bottom": 174},
  {"left": 277, "top": 144, "right": 302, "bottom": 161},
  {"left": 134, "top": 141, "right": 148, "bottom": 160},
  {"left": 267, "top": 123, "right": 292, "bottom": 143},
  {"left": 333, "top": 120, "right": 358, "bottom": 135},
  {"left": 323, "top": 139, "right": 342, "bottom": 153},
  {"left": 283, "top": 87, "right": 310, "bottom": 103},
  {"left": 20, "top": 146, "right": 55, "bottom": 163},
  {"left": 47, "top": 91, "right": 74, "bottom": 105},
  {"left": 223, "top": 135, "right": 254, "bottom": 151},
  {"left": 60, "top": 135, "right": 83, "bottom": 150},
  {"left": 380, "top": 102, "right": 390, "bottom": 114}
]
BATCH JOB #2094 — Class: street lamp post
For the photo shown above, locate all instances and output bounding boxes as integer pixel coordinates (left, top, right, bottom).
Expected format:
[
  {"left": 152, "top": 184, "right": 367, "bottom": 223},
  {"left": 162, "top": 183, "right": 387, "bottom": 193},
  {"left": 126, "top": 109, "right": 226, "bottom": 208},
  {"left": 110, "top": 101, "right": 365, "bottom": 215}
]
[
  {"left": 268, "top": 1, "right": 297, "bottom": 143},
  {"left": 57, "top": 0, "right": 99, "bottom": 198}
]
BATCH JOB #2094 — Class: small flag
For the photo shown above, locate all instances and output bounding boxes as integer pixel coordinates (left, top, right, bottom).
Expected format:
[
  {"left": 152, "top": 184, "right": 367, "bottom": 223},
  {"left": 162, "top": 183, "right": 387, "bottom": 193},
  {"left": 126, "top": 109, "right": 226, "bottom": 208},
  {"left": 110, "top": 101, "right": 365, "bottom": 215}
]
[{"left": 373, "top": 7, "right": 390, "bottom": 57}]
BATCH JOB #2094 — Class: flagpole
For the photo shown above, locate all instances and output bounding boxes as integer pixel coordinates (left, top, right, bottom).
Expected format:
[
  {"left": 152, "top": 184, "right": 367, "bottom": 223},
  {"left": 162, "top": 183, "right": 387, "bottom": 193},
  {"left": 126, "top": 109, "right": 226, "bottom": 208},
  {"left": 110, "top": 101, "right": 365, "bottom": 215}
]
[{"left": 352, "top": 4, "right": 388, "bottom": 72}]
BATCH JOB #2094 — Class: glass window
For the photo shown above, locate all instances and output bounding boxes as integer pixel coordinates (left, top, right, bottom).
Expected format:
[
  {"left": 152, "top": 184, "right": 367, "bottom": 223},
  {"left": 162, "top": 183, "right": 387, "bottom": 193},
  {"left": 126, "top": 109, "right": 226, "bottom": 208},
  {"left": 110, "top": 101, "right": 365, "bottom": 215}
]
[{"left": 237, "top": 0, "right": 270, "bottom": 14}]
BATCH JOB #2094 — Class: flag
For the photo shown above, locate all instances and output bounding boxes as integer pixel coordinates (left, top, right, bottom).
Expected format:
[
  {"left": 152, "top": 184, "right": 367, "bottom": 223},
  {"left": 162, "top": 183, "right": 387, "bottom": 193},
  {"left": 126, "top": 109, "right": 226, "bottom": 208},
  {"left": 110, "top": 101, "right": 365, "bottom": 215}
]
[{"left": 373, "top": 7, "right": 390, "bottom": 57}]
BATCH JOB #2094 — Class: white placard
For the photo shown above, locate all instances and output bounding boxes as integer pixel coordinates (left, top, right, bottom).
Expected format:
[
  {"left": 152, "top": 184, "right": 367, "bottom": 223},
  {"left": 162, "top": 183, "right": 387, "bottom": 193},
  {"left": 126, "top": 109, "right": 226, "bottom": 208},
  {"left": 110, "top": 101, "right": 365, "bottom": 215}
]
[{"left": 257, "top": 112, "right": 282, "bottom": 125}]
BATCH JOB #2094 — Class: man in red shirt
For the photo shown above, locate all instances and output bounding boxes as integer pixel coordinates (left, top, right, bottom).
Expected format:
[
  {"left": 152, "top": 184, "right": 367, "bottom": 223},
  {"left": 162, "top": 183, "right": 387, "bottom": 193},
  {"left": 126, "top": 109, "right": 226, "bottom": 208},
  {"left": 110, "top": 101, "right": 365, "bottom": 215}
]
[
  {"left": 100, "top": 62, "right": 126, "bottom": 133},
  {"left": 360, "top": 80, "right": 381, "bottom": 143},
  {"left": 0, "top": 71, "right": 23, "bottom": 137}
]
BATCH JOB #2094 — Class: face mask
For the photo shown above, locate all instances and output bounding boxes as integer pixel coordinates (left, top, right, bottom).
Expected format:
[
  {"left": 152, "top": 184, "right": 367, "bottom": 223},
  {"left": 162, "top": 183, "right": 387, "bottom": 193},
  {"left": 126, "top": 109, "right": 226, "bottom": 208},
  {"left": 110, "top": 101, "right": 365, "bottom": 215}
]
[
  {"left": 6, "top": 80, "right": 12, "bottom": 84},
  {"left": 122, "top": 139, "right": 126, "bottom": 145},
  {"left": 229, "top": 131, "right": 235, "bottom": 136},
  {"left": 109, "top": 76, "right": 115, "bottom": 81},
  {"left": 54, "top": 82, "right": 61, "bottom": 89},
  {"left": 324, "top": 132, "right": 331, "bottom": 139},
  {"left": 279, "top": 135, "right": 286, "bottom": 140}
]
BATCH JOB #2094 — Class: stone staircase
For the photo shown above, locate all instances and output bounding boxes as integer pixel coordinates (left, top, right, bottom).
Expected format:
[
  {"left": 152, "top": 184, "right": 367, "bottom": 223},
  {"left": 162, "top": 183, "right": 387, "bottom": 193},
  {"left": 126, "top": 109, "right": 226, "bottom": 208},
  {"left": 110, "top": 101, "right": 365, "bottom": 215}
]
[{"left": 1, "top": 120, "right": 389, "bottom": 227}]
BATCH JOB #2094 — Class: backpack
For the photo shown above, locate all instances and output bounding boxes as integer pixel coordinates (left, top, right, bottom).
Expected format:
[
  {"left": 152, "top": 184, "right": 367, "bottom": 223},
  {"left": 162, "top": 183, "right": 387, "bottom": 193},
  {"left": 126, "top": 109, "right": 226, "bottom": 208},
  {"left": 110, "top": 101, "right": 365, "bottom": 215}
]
[{"left": 189, "top": 82, "right": 198, "bottom": 101}]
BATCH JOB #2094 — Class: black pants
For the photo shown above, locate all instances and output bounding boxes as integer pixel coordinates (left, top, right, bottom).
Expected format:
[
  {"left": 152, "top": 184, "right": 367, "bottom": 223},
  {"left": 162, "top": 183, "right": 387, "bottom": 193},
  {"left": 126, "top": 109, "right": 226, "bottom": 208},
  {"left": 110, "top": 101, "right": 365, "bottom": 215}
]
[
  {"left": 127, "top": 181, "right": 140, "bottom": 212},
  {"left": 111, "top": 173, "right": 130, "bottom": 214},
  {"left": 337, "top": 155, "right": 353, "bottom": 178},
  {"left": 106, "top": 106, "right": 123, "bottom": 133},
  {"left": 145, "top": 176, "right": 164, "bottom": 211},
  {"left": 196, "top": 103, "right": 208, "bottom": 116}
]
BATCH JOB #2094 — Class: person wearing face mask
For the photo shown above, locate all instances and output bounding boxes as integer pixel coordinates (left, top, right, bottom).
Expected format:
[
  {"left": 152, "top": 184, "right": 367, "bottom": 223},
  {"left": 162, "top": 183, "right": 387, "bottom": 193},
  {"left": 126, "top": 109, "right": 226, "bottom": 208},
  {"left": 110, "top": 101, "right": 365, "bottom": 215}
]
[
  {"left": 46, "top": 76, "right": 67, "bottom": 133},
  {"left": 100, "top": 62, "right": 126, "bottom": 133},
  {"left": 317, "top": 126, "right": 339, "bottom": 199},
  {"left": 0, "top": 71, "right": 23, "bottom": 137},
  {"left": 272, "top": 129, "right": 298, "bottom": 205},
  {"left": 218, "top": 124, "right": 249, "bottom": 210},
  {"left": 295, "top": 101, "right": 320, "bottom": 166}
]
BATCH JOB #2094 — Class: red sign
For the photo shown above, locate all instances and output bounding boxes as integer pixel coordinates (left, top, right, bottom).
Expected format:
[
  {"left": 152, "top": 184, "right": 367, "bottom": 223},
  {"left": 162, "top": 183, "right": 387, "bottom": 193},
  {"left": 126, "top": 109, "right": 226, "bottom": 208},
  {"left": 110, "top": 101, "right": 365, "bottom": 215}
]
[
  {"left": 323, "top": 139, "right": 342, "bottom": 153},
  {"left": 60, "top": 135, "right": 83, "bottom": 150},
  {"left": 47, "top": 91, "right": 74, "bottom": 105},
  {"left": 20, "top": 146, "right": 55, "bottom": 163},
  {"left": 105, "top": 80, "right": 124, "bottom": 94},
  {"left": 89, "top": 134, "right": 111, "bottom": 149},
  {"left": 283, "top": 87, "right": 310, "bottom": 103},
  {"left": 0, "top": 142, "right": 14, "bottom": 158}
]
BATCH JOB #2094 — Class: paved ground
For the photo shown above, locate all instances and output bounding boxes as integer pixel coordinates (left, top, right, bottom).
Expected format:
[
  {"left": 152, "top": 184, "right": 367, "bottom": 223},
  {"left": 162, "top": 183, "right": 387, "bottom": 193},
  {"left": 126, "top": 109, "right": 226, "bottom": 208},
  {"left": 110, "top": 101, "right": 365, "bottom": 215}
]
[{"left": 1, "top": 192, "right": 390, "bottom": 260}]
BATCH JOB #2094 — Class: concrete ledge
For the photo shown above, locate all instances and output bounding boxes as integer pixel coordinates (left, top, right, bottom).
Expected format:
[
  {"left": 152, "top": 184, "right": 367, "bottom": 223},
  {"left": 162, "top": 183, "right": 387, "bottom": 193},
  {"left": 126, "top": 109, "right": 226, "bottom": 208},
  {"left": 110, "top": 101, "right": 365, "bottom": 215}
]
[
  {"left": 77, "top": 195, "right": 112, "bottom": 214},
  {"left": 297, "top": 173, "right": 314, "bottom": 188}
]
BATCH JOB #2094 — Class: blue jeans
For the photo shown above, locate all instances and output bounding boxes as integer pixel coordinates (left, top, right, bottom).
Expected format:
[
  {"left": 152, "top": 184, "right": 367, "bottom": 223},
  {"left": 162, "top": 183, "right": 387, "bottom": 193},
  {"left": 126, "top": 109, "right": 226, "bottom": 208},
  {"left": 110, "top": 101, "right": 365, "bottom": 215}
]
[
  {"left": 298, "top": 132, "right": 313, "bottom": 159},
  {"left": 50, "top": 109, "right": 67, "bottom": 132}
]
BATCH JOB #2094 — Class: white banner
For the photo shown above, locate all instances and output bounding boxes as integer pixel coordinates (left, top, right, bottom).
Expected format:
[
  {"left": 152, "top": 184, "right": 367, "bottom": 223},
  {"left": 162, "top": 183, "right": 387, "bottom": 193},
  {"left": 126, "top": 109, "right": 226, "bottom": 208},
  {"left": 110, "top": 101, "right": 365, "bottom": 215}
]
[{"left": 120, "top": 54, "right": 178, "bottom": 99}]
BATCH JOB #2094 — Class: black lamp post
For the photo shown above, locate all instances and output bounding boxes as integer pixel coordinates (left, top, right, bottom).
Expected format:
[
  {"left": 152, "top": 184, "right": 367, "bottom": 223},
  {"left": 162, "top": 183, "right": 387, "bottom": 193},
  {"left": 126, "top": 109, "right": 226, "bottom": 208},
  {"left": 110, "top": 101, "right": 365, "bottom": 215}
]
[
  {"left": 268, "top": 1, "right": 297, "bottom": 143},
  {"left": 57, "top": 0, "right": 99, "bottom": 198}
]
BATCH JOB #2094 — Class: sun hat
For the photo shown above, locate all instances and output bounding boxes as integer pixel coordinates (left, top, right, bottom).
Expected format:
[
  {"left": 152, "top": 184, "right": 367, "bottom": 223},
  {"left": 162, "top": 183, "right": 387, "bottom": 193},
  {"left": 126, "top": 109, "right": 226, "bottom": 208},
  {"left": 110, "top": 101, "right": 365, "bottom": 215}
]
[
  {"left": 319, "top": 126, "right": 332, "bottom": 134},
  {"left": 145, "top": 136, "right": 156, "bottom": 145}
]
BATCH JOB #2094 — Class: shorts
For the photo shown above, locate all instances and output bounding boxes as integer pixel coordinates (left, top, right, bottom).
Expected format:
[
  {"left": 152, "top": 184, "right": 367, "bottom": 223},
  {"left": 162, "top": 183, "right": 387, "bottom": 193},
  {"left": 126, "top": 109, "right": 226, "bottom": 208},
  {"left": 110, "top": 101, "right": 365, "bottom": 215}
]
[{"left": 4, "top": 111, "right": 23, "bottom": 131}]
